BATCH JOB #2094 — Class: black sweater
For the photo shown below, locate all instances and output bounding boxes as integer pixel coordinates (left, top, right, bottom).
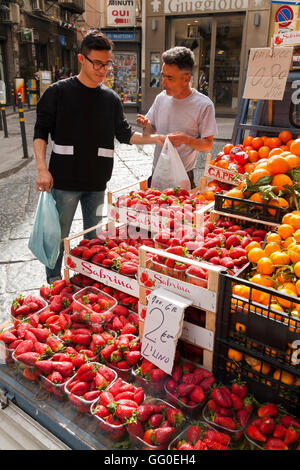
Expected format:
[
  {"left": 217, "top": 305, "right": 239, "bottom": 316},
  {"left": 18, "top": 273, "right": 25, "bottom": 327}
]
[{"left": 34, "top": 76, "right": 134, "bottom": 191}]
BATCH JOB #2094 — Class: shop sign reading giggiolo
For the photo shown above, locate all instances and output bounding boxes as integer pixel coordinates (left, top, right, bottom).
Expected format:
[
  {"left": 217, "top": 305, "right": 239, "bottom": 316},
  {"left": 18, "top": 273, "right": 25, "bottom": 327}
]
[{"left": 150, "top": 0, "right": 249, "bottom": 14}]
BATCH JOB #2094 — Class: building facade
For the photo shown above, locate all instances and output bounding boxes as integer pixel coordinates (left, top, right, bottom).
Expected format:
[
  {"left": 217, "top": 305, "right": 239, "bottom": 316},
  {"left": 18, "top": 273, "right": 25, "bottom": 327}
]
[
  {"left": 143, "top": 0, "right": 271, "bottom": 116},
  {"left": 0, "top": 0, "right": 84, "bottom": 104}
]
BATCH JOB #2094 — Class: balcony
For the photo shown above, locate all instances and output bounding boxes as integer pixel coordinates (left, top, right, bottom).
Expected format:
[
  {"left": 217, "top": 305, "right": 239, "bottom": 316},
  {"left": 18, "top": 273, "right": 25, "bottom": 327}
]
[{"left": 58, "top": 0, "right": 84, "bottom": 14}]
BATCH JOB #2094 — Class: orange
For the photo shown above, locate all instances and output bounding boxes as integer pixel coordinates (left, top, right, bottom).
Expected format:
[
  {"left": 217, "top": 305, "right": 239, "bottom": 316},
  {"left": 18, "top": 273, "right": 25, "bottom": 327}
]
[
  {"left": 272, "top": 174, "right": 293, "bottom": 191},
  {"left": 243, "top": 136, "right": 254, "bottom": 147},
  {"left": 289, "top": 244, "right": 300, "bottom": 263},
  {"left": 285, "top": 153, "right": 300, "bottom": 170},
  {"left": 265, "top": 242, "right": 281, "bottom": 255},
  {"left": 294, "top": 261, "right": 300, "bottom": 278},
  {"left": 267, "top": 137, "right": 282, "bottom": 149},
  {"left": 227, "top": 348, "right": 243, "bottom": 362},
  {"left": 268, "top": 147, "right": 283, "bottom": 157},
  {"left": 276, "top": 288, "right": 296, "bottom": 309},
  {"left": 247, "top": 149, "right": 259, "bottom": 163},
  {"left": 280, "top": 145, "right": 289, "bottom": 152},
  {"left": 249, "top": 192, "right": 264, "bottom": 204},
  {"left": 245, "top": 241, "right": 261, "bottom": 253},
  {"left": 294, "top": 229, "right": 300, "bottom": 243},
  {"left": 247, "top": 247, "right": 265, "bottom": 263},
  {"left": 254, "top": 161, "right": 269, "bottom": 171},
  {"left": 232, "top": 284, "right": 250, "bottom": 299},
  {"left": 290, "top": 138, "right": 300, "bottom": 157},
  {"left": 251, "top": 137, "right": 264, "bottom": 150},
  {"left": 258, "top": 146, "right": 271, "bottom": 159},
  {"left": 223, "top": 144, "right": 234, "bottom": 155},
  {"left": 249, "top": 168, "right": 271, "bottom": 185},
  {"left": 296, "top": 279, "right": 300, "bottom": 296},
  {"left": 289, "top": 213, "right": 300, "bottom": 230},
  {"left": 267, "top": 155, "right": 290, "bottom": 175},
  {"left": 266, "top": 232, "right": 282, "bottom": 244},
  {"left": 257, "top": 257, "right": 274, "bottom": 275},
  {"left": 286, "top": 139, "right": 294, "bottom": 150},
  {"left": 277, "top": 223, "right": 294, "bottom": 239},
  {"left": 250, "top": 273, "right": 274, "bottom": 287},
  {"left": 281, "top": 282, "right": 297, "bottom": 295},
  {"left": 279, "top": 130, "right": 293, "bottom": 144},
  {"left": 252, "top": 363, "right": 271, "bottom": 374},
  {"left": 282, "top": 212, "right": 295, "bottom": 225},
  {"left": 283, "top": 236, "right": 295, "bottom": 250},
  {"left": 270, "top": 251, "right": 290, "bottom": 265},
  {"left": 273, "top": 370, "right": 294, "bottom": 385},
  {"left": 223, "top": 188, "right": 244, "bottom": 207},
  {"left": 267, "top": 197, "right": 289, "bottom": 216},
  {"left": 244, "top": 163, "right": 255, "bottom": 173}
]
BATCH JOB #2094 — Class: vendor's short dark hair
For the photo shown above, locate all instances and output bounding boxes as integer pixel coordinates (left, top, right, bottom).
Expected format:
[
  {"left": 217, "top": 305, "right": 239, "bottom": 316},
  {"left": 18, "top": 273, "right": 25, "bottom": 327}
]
[
  {"left": 162, "top": 47, "right": 195, "bottom": 73},
  {"left": 81, "top": 29, "right": 113, "bottom": 55}
]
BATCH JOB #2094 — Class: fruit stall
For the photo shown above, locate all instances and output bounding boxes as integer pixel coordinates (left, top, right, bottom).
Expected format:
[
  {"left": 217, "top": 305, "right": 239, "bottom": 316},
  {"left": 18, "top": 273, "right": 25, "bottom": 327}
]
[{"left": 1, "top": 132, "right": 300, "bottom": 451}]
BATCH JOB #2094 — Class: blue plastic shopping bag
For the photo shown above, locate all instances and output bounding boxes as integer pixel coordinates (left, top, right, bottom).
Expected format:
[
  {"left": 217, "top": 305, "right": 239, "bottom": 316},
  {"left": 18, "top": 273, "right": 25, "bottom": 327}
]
[{"left": 28, "top": 192, "right": 61, "bottom": 269}]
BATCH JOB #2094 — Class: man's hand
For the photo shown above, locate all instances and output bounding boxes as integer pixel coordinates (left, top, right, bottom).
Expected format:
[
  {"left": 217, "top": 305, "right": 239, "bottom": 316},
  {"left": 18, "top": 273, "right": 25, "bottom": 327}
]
[
  {"left": 167, "top": 131, "right": 189, "bottom": 148},
  {"left": 36, "top": 169, "right": 53, "bottom": 193},
  {"left": 136, "top": 114, "right": 153, "bottom": 135}
]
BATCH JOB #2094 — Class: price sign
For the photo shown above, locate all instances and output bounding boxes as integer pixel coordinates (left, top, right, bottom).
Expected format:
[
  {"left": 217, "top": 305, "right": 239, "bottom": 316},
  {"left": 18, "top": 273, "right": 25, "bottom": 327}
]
[
  {"left": 243, "top": 47, "right": 293, "bottom": 100},
  {"left": 141, "top": 288, "right": 192, "bottom": 375}
]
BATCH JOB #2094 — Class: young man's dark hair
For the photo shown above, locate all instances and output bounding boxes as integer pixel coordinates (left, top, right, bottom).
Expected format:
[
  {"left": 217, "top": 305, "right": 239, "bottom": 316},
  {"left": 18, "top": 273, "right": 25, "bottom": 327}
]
[
  {"left": 80, "top": 29, "right": 113, "bottom": 55},
  {"left": 162, "top": 46, "right": 195, "bottom": 73}
]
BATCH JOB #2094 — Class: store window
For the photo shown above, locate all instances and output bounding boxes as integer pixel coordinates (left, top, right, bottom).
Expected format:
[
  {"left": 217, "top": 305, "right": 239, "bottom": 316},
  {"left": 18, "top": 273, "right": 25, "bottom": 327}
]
[
  {"left": 112, "top": 52, "right": 138, "bottom": 105},
  {"left": 213, "top": 15, "right": 244, "bottom": 112},
  {"left": 0, "top": 42, "right": 4, "bottom": 82},
  {"left": 150, "top": 52, "right": 161, "bottom": 88}
]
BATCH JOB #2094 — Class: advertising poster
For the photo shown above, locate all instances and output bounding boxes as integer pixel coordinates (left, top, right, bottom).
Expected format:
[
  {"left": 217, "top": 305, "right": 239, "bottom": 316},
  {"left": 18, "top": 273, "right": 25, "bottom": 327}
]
[{"left": 15, "top": 78, "right": 25, "bottom": 105}]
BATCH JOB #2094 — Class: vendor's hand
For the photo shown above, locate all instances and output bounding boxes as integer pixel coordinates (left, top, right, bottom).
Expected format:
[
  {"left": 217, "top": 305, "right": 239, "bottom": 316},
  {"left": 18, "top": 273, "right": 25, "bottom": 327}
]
[
  {"left": 167, "top": 131, "right": 189, "bottom": 148},
  {"left": 36, "top": 169, "right": 53, "bottom": 193},
  {"left": 136, "top": 114, "right": 152, "bottom": 133}
]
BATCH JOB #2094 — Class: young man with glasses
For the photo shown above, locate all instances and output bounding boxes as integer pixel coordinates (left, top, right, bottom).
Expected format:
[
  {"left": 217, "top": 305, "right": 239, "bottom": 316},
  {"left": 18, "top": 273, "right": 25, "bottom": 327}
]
[
  {"left": 33, "top": 29, "right": 165, "bottom": 284},
  {"left": 137, "top": 46, "right": 217, "bottom": 189}
]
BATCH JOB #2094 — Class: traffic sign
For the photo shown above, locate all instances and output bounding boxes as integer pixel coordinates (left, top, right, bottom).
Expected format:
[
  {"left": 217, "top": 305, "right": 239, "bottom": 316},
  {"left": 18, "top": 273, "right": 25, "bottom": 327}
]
[{"left": 275, "top": 5, "right": 294, "bottom": 28}]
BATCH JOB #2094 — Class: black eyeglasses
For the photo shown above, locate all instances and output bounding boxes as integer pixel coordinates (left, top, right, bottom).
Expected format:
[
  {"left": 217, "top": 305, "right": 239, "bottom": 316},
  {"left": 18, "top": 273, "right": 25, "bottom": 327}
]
[{"left": 83, "top": 54, "right": 113, "bottom": 71}]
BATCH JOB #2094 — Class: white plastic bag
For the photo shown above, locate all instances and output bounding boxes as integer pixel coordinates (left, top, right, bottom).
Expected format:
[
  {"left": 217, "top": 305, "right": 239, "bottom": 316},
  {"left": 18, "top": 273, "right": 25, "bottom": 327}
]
[
  {"left": 28, "top": 192, "right": 61, "bottom": 269},
  {"left": 151, "top": 137, "right": 191, "bottom": 192}
]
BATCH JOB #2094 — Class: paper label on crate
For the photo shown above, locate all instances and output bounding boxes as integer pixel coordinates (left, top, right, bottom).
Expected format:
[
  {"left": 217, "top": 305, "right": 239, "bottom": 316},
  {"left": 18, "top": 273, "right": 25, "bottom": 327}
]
[
  {"left": 204, "top": 164, "right": 239, "bottom": 185},
  {"left": 141, "top": 288, "right": 192, "bottom": 375},
  {"left": 108, "top": 204, "right": 170, "bottom": 232},
  {"left": 138, "top": 267, "right": 217, "bottom": 312},
  {"left": 0, "top": 342, "right": 6, "bottom": 365},
  {"left": 181, "top": 321, "right": 214, "bottom": 351},
  {"left": 65, "top": 254, "right": 139, "bottom": 297}
]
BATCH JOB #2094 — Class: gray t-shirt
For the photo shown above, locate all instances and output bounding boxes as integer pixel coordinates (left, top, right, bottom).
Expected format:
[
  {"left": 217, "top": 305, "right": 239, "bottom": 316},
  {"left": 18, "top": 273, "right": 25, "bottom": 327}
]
[{"left": 146, "top": 89, "right": 218, "bottom": 172}]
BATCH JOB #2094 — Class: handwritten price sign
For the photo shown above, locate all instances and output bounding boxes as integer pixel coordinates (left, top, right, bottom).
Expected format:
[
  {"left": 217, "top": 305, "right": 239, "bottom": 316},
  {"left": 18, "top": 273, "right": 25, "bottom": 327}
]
[
  {"left": 141, "top": 288, "right": 192, "bottom": 375},
  {"left": 243, "top": 47, "right": 293, "bottom": 101}
]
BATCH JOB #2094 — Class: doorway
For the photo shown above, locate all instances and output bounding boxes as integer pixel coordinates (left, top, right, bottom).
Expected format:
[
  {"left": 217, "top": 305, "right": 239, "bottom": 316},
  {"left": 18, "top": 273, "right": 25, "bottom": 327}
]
[{"left": 168, "top": 13, "right": 245, "bottom": 115}]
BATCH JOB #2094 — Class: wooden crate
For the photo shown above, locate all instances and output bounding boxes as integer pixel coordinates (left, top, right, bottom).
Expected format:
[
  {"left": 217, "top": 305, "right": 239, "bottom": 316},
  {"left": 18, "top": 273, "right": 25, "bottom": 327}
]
[
  {"left": 138, "top": 245, "right": 223, "bottom": 371},
  {"left": 107, "top": 178, "right": 214, "bottom": 232},
  {"left": 63, "top": 220, "right": 139, "bottom": 297},
  {"left": 204, "top": 153, "right": 244, "bottom": 186}
]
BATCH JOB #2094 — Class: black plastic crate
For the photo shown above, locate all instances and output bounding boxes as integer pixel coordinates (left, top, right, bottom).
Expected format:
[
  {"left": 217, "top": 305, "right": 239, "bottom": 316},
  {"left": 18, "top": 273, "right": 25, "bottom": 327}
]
[
  {"left": 213, "top": 271, "right": 300, "bottom": 416},
  {"left": 214, "top": 192, "right": 290, "bottom": 224}
]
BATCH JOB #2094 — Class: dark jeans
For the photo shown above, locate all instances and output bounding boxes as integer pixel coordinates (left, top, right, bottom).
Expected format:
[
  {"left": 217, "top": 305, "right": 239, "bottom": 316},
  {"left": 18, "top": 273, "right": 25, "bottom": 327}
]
[
  {"left": 148, "top": 169, "right": 196, "bottom": 189},
  {"left": 46, "top": 188, "right": 105, "bottom": 283}
]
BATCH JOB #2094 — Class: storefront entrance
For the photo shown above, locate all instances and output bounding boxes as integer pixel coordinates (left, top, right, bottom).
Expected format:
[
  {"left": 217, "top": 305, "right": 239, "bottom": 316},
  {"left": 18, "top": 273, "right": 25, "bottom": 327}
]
[{"left": 168, "top": 13, "right": 245, "bottom": 115}]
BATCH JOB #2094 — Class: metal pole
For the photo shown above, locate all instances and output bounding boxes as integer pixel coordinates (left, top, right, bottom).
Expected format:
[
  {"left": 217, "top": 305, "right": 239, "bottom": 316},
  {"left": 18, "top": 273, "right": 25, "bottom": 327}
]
[
  {"left": 17, "top": 93, "right": 29, "bottom": 158},
  {"left": 0, "top": 105, "right": 2, "bottom": 131},
  {"left": 26, "top": 82, "right": 31, "bottom": 110},
  {"left": 1, "top": 105, "right": 8, "bottom": 138},
  {"left": 138, "top": 86, "right": 142, "bottom": 113},
  {"left": 11, "top": 84, "right": 16, "bottom": 112}
]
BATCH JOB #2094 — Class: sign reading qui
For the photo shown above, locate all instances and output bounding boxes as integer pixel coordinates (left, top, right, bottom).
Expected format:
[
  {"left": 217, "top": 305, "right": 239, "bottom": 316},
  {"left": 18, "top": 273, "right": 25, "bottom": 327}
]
[
  {"left": 141, "top": 288, "right": 192, "bottom": 375},
  {"left": 107, "top": 0, "right": 136, "bottom": 27}
]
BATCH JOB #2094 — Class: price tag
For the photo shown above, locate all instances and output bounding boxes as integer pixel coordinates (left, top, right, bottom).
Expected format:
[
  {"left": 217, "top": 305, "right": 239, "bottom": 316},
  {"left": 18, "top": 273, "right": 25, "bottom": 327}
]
[{"left": 141, "top": 288, "right": 192, "bottom": 375}]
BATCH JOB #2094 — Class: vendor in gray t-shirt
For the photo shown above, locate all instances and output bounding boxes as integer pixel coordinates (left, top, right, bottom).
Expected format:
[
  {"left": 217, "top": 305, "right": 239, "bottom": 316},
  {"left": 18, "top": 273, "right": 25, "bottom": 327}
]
[{"left": 137, "top": 47, "right": 217, "bottom": 188}]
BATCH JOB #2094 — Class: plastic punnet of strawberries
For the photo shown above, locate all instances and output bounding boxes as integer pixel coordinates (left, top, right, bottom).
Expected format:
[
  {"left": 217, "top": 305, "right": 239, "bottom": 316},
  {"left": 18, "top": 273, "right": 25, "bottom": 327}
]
[{"left": 246, "top": 403, "right": 300, "bottom": 450}]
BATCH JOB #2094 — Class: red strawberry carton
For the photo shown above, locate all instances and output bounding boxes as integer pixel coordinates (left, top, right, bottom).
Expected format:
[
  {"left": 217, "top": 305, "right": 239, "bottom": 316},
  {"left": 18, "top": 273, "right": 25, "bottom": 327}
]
[
  {"left": 90, "top": 378, "right": 145, "bottom": 441},
  {"left": 245, "top": 404, "right": 300, "bottom": 450},
  {"left": 11, "top": 350, "right": 41, "bottom": 378},
  {"left": 40, "top": 372, "right": 70, "bottom": 401},
  {"left": 72, "top": 287, "right": 117, "bottom": 326},
  {"left": 106, "top": 334, "right": 141, "bottom": 382},
  {"left": 132, "top": 359, "right": 169, "bottom": 395},
  {"left": 150, "top": 256, "right": 187, "bottom": 282},
  {"left": 164, "top": 359, "right": 215, "bottom": 416},
  {"left": 186, "top": 265, "right": 208, "bottom": 288},
  {"left": 127, "top": 397, "right": 185, "bottom": 450},
  {"left": 0, "top": 325, "right": 19, "bottom": 365},
  {"left": 168, "top": 421, "right": 233, "bottom": 450},
  {"left": 10, "top": 294, "right": 47, "bottom": 322},
  {"left": 64, "top": 362, "right": 117, "bottom": 413}
]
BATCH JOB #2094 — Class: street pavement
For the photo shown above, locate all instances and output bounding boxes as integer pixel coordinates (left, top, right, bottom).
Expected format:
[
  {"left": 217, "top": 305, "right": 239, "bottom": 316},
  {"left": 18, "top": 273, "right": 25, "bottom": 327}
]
[{"left": 0, "top": 107, "right": 233, "bottom": 324}]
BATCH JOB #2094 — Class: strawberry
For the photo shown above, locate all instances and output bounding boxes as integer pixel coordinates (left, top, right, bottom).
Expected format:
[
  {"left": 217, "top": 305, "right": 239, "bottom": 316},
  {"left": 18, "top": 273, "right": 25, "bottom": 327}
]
[
  {"left": 280, "top": 416, "right": 300, "bottom": 429},
  {"left": 194, "top": 440, "right": 208, "bottom": 450},
  {"left": 257, "top": 403, "right": 279, "bottom": 419},
  {"left": 247, "top": 423, "right": 266, "bottom": 442},
  {"left": 76, "top": 363, "right": 96, "bottom": 382},
  {"left": 231, "top": 380, "right": 247, "bottom": 399},
  {"left": 35, "top": 360, "right": 54, "bottom": 375},
  {"left": 83, "top": 390, "right": 101, "bottom": 401},
  {"left": 47, "top": 371, "right": 63, "bottom": 384},
  {"left": 154, "top": 426, "right": 175, "bottom": 445},
  {"left": 136, "top": 404, "right": 154, "bottom": 422},
  {"left": 28, "top": 327, "right": 50, "bottom": 343},
  {"left": 211, "top": 387, "right": 232, "bottom": 408},
  {"left": 205, "top": 430, "right": 231, "bottom": 447},
  {"left": 260, "top": 417, "right": 275, "bottom": 435},
  {"left": 14, "top": 340, "right": 34, "bottom": 357},
  {"left": 149, "top": 413, "right": 164, "bottom": 428},
  {"left": 186, "top": 425, "right": 202, "bottom": 443},
  {"left": 95, "top": 372, "right": 108, "bottom": 390},
  {"left": 171, "top": 364, "right": 182, "bottom": 382},
  {"left": 52, "top": 361, "right": 74, "bottom": 378},
  {"left": 284, "top": 427, "right": 299, "bottom": 446},
  {"left": 70, "top": 381, "right": 90, "bottom": 396},
  {"left": 167, "top": 408, "right": 184, "bottom": 427},
  {"left": 178, "top": 443, "right": 194, "bottom": 450},
  {"left": 189, "top": 385, "right": 205, "bottom": 403},
  {"left": 124, "top": 350, "right": 141, "bottom": 365},
  {"left": 230, "top": 393, "right": 244, "bottom": 411},
  {"left": 121, "top": 323, "right": 137, "bottom": 335},
  {"left": 127, "top": 421, "right": 144, "bottom": 439},
  {"left": 203, "top": 439, "right": 228, "bottom": 450},
  {"left": 133, "top": 387, "right": 144, "bottom": 406},
  {"left": 265, "top": 438, "right": 288, "bottom": 450},
  {"left": 149, "top": 368, "right": 168, "bottom": 383},
  {"left": 236, "top": 409, "right": 249, "bottom": 428},
  {"left": 16, "top": 352, "right": 39, "bottom": 366},
  {"left": 214, "top": 416, "right": 237, "bottom": 431},
  {"left": 0, "top": 331, "right": 17, "bottom": 344},
  {"left": 99, "top": 365, "right": 116, "bottom": 383},
  {"left": 100, "top": 344, "right": 116, "bottom": 362},
  {"left": 273, "top": 424, "right": 287, "bottom": 440}
]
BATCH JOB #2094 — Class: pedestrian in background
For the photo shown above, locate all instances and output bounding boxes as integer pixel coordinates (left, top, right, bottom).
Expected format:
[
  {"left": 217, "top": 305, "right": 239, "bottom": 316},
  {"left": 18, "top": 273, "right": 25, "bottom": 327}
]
[
  {"left": 137, "top": 46, "right": 217, "bottom": 188},
  {"left": 33, "top": 29, "right": 164, "bottom": 284}
]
